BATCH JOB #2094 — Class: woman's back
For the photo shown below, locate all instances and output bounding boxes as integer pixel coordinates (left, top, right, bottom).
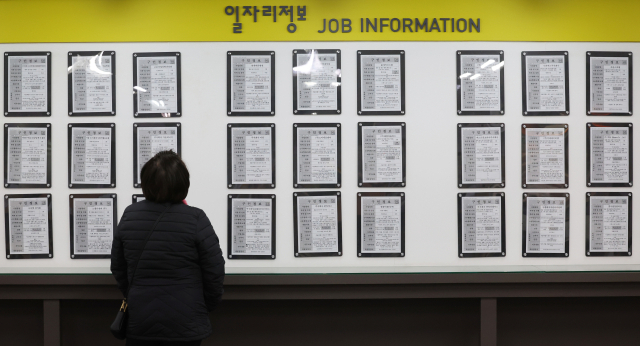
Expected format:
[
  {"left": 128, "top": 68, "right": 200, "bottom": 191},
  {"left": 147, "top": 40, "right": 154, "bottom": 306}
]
[{"left": 111, "top": 200, "right": 225, "bottom": 342}]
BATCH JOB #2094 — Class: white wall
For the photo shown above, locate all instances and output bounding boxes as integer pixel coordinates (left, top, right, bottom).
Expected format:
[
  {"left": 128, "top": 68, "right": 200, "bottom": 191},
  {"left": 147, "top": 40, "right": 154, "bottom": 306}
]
[{"left": 1, "top": 41, "right": 639, "bottom": 274}]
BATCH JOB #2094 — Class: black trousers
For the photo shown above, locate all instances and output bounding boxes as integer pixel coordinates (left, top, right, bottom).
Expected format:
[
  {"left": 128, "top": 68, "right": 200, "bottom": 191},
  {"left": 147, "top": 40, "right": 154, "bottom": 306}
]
[{"left": 126, "top": 339, "right": 202, "bottom": 346}]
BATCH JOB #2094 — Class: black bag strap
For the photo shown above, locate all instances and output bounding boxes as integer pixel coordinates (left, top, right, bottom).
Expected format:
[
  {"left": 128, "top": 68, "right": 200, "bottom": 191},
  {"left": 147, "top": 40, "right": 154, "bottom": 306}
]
[{"left": 124, "top": 204, "right": 171, "bottom": 299}]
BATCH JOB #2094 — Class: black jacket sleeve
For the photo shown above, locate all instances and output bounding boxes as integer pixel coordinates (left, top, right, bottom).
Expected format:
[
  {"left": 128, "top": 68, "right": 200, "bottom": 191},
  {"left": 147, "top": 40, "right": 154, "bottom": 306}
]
[
  {"left": 110, "top": 212, "right": 129, "bottom": 297},
  {"left": 195, "top": 210, "right": 226, "bottom": 311}
]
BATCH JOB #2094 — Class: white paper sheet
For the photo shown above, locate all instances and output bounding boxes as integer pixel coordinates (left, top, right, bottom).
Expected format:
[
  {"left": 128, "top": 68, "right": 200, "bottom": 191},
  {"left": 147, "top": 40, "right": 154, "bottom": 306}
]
[
  {"left": 136, "top": 126, "right": 179, "bottom": 184},
  {"left": 71, "top": 55, "right": 113, "bottom": 113},
  {"left": 461, "top": 127, "right": 501, "bottom": 184},
  {"left": 362, "top": 126, "right": 403, "bottom": 183},
  {"left": 231, "top": 127, "right": 272, "bottom": 184},
  {"left": 525, "top": 128, "right": 565, "bottom": 184},
  {"left": 297, "top": 196, "right": 339, "bottom": 253},
  {"left": 7, "top": 127, "right": 47, "bottom": 185},
  {"left": 590, "top": 57, "right": 629, "bottom": 113},
  {"left": 462, "top": 197, "right": 502, "bottom": 253},
  {"left": 136, "top": 56, "right": 179, "bottom": 113},
  {"left": 8, "top": 198, "right": 49, "bottom": 255},
  {"left": 360, "top": 54, "right": 402, "bottom": 111},
  {"left": 360, "top": 197, "right": 402, "bottom": 253},
  {"left": 231, "top": 55, "right": 272, "bottom": 112},
  {"left": 71, "top": 128, "right": 112, "bottom": 184},
  {"left": 73, "top": 198, "right": 114, "bottom": 255},
  {"left": 590, "top": 196, "right": 629, "bottom": 252},
  {"left": 296, "top": 52, "right": 338, "bottom": 110},
  {"left": 296, "top": 127, "right": 338, "bottom": 184},
  {"left": 8, "top": 56, "right": 48, "bottom": 112},
  {"left": 525, "top": 55, "right": 566, "bottom": 112},
  {"left": 460, "top": 55, "right": 501, "bottom": 111},
  {"left": 231, "top": 199, "right": 272, "bottom": 256},
  {"left": 526, "top": 197, "right": 566, "bottom": 253},
  {"left": 590, "top": 127, "right": 630, "bottom": 183}
]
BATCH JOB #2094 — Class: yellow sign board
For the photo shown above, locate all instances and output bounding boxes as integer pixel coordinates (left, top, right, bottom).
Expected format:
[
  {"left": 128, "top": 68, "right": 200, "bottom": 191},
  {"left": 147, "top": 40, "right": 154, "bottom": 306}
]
[{"left": 0, "top": 0, "right": 638, "bottom": 43}]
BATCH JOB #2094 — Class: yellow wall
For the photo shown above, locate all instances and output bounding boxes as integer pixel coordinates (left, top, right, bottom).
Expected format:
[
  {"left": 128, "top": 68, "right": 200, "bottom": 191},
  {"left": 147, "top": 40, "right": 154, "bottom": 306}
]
[{"left": 0, "top": 0, "right": 637, "bottom": 43}]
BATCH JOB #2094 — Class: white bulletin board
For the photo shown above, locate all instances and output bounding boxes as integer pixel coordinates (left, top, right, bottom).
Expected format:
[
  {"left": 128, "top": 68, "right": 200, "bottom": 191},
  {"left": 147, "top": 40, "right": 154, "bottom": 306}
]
[{"left": 1, "top": 41, "right": 639, "bottom": 274}]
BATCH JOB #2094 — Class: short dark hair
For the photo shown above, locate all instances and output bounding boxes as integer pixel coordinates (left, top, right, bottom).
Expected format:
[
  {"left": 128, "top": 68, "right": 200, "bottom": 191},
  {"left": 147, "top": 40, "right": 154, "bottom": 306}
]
[{"left": 141, "top": 151, "right": 190, "bottom": 203}]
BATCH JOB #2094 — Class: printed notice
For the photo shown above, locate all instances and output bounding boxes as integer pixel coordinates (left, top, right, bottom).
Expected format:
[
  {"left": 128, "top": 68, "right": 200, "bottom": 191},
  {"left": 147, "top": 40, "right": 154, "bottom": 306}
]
[
  {"left": 462, "top": 197, "right": 502, "bottom": 253},
  {"left": 71, "top": 55, "right": 113, "bottom": 112},
  {"left": 590, "top": 196, "right": 629, "bottom": 252},
  {"left": 71, "top": 127, "right": 112, "bottom": 185},
  {"left": 231, "top": 127, "right": 272, "bottom": 185},
  {"left": 8, "top": 198, "right": 49, "bottom": 255},
  {"left": 526, "top": 197, "right": 566, "bottom": 253},
  {"left": 362, "top": 125, "right": 403, "bottom": 183},
  {"left": 73, "top": 198, "right": 114, "bottom": 255},
  {"left": 297, "top": 196, "right": 339, "bottom": 253},
  {"left": 231, "top": 198, "right": 272, "bottom": 256},
  {"left": 590, "top": 57, "right": 629, "bottom": 113},
  {"left": 360, "top": 197, "right": 402, "bottom": 253},
  {"left": 296, "top": 53, "right": 338, "bottom": 111},
  {"left": 296, "top": 127, "right": 338, "bottom": 184},
  {"left": 136, "top": 56, "right": 178, "bottom": 113},
  {"left": 460, "top": 55, "right": 501, "bottom": 111},
  {"left": 526, "top": 55, "right": 566, "bottom": 112},
  {"left": 461, "top": 127, "right": 501, "bottom": 184},
  {"left": 361, "top": 55, "right": 402, "bottom": 111},
  {"left": 136, "top": 126, "right": 178, "bottom": 184},
  {"left": 7, "top": 127, "right": 48, "bottom": 184},
  {"left": 525, "top": 128, "right": 565, "bottom": 184},
  {"left": 231, "top": 55, "right": 272, "bottom": 112},
  {"left": 133, "top": 195, "right": 145, "bottom": 203},
  {"left": 590, "top": 127, "right": 630, "bottom": 183},
  {"left": 8, "top": 56, "right": 48, "bottom": 112}
]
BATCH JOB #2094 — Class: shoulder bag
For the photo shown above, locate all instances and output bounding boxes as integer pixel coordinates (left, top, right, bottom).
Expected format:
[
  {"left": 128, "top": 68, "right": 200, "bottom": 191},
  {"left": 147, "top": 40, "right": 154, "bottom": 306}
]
[{"left": 110, "top": 204, "right": 171, "bottom": 340}]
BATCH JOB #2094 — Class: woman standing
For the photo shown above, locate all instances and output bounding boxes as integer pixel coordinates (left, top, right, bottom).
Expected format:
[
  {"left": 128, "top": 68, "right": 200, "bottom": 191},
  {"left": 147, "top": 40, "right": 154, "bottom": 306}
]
[{"left": 111, "top": 151, "right": 225, "bottom": 346}]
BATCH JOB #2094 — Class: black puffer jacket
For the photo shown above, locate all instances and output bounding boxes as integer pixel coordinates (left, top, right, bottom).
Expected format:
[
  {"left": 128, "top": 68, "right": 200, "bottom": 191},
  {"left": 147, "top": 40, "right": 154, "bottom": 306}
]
[{"left": 110, "top": 201, "right": 225, "bottom": 342}]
